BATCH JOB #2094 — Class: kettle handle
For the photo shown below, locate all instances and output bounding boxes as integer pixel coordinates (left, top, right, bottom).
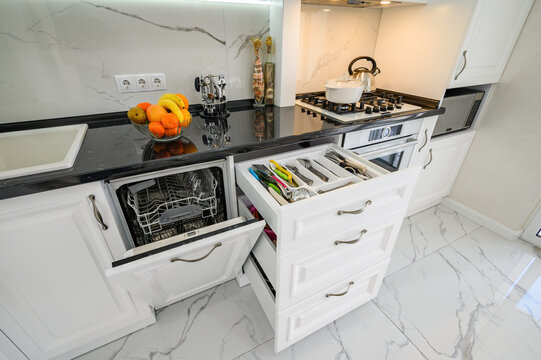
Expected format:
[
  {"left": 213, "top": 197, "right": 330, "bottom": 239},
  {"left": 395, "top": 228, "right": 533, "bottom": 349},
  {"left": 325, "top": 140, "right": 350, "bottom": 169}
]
[{"left": 348, "top": 56, "right": 378, "bottom": 75}]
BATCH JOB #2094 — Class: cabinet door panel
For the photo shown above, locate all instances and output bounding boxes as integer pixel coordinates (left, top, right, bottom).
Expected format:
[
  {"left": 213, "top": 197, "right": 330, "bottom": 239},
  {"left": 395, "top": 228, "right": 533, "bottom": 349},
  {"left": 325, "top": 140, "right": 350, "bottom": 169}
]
[
  {"left": 408, "top": 131, "right": 476, "bottom": 215},
  {"left": 450, "top": 0, "right": 534, "bottom": 87},
  {"left": 0, "top": 183, "right": 153, "bottom": 360}
]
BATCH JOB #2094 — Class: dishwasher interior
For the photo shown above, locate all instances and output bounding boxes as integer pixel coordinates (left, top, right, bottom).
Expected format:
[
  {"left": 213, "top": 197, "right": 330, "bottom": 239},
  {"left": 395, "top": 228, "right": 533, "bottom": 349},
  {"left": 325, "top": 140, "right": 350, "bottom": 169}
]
[{"left": 107, "top": 160, "right": 240, "bottom": 260}]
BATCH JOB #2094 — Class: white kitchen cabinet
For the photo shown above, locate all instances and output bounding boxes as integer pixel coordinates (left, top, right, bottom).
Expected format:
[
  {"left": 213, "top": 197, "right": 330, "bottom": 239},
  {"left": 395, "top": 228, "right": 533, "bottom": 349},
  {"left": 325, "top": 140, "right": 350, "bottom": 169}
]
[
  {"left": 0, "top": 331, "right": 26, "bottom": 360},
  {"left": 235, "top": 143, "right": 419, "bottom": 351},
  {"left": 407, "top": 131, "right": 476, "bottom": 216},
  {"left": 0, "top": 183, "right": 154, "bottom": 360},
  {"left": 449, "top": 0, "right": 533, "bottom": 88}
]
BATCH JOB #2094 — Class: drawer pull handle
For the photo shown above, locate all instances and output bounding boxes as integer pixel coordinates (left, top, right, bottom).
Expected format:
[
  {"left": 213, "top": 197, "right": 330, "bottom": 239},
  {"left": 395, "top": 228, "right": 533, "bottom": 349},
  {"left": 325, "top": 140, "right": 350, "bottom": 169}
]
[
  {"left": 418, "top": 129, "right": 428, "bottom": 152},
  {"left": 335, "top": 229, "right": 367, "bottom": 245},
  {"left": 337, "top": 200, "right": 372, "bottom": 215},
  {"left": 170, "top": 242, "right": 222, "bottom": 263},
  {"left": 326, "top": 281, "right": 354, "bottom": 298},
  {"left": 454, "top": 50, "right": 467, "bottom": 80},
  {"left": 423, "top": 149, "right": 433, "bottom": 170},
  {"left": 88, "top": 195, "right": 108, "bottom": 230}
]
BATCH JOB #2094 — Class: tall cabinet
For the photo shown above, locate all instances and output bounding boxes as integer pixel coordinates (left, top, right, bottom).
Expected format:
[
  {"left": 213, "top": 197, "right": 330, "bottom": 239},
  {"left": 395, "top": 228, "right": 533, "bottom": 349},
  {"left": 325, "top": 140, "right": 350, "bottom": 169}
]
[
  {"left": 0, "top": 183, "right": 154, "bottom": 360},
  {"left": 449, "top": 0, "right": 534, "bottom": 88}
]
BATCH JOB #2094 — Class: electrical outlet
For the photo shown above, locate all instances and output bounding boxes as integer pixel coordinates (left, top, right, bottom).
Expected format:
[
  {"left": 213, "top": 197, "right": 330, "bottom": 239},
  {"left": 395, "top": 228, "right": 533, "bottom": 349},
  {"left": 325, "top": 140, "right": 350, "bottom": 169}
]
[
  {"left": 114, "top": 73, "right": 167, "bottom": 93},
  {"left": 114, "top": 75, "right": 134, "bottom": 93},
  {"left": 149, "top": 73, "right": 167, "bottom": 90},
  {"left": 135, "top": 76, "right": 150, "bottom": 90}
]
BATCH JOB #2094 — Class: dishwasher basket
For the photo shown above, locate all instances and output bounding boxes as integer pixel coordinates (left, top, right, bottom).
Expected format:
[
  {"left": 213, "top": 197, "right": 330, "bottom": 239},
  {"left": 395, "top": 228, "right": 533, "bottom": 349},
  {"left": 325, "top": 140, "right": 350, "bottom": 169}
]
[{"left": 126, "top": 171, "right": 218, "bottom": 235}]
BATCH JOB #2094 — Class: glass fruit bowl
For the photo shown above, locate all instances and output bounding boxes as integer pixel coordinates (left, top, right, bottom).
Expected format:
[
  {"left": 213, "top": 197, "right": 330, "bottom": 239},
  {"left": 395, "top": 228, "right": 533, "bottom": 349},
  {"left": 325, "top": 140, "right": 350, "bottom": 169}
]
[{"left": 133, "top": 123, "right": 183, "bottom": 143}]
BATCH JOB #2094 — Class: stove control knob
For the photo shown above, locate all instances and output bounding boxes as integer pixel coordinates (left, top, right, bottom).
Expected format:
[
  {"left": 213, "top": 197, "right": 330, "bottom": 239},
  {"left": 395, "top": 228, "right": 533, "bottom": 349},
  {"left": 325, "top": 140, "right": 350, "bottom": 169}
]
[
  {"left": 306, "top": 110, "right": 311, "bottom": 115},
  {"left": 373, "top": 106, "right": 380, "bottom": 113},
  {"left": 365, "top": 107, "right": 372, "bottom": 114},
  {"left": 321, "top": 115, "right": 326, "bottom": 121},
  {"left": 312, "top": 112, "right": 318, "bottom": 117},
  {"left": 397, "top": 96, "right": 403, "bottom": 104},
  {"left": 387, "top": 104, "right": 395, "bottom": 111},
  {"left": 381, "top": 105, "right": 387, "bottom": 112},
  {"left": 301, "top": 107, "right": 306, "bottom": 113}
]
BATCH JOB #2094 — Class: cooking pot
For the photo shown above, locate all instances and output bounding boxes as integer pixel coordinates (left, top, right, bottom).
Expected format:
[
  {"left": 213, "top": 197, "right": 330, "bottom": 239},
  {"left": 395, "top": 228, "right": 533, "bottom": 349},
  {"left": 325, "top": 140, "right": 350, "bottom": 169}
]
[
  {"left": 348, "top": 56, "right": 380, "bottom": 92},
  {"left": 325, "top": 77, "right": 365, "bottom": 104}
]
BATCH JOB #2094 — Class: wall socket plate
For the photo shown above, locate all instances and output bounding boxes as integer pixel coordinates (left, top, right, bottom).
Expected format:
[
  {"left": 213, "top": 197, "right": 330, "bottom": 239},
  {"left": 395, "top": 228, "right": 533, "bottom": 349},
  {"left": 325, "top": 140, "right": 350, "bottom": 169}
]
[{"left": 114, "top": 73, "right": 167, "bottom": 93}]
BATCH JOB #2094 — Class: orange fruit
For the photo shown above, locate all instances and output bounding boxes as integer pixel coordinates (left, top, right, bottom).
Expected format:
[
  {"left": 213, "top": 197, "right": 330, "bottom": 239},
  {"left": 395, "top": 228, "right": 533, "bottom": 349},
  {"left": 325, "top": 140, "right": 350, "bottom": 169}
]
[
  {"left": 137, "top": 102, "right": 151, "bottom": 111},
  {"left": 165, "top": 127, "right": 179, "bottom": 137},
  {"left": 161, "top": 113, "right": 179, "bottom": 129},
  {"left": 179, "top": 109, "right": 191, "bottom": 127},
  {"left": 153, "top": 143, "right": 167, "bottom": 153},
  {"left": 182, "top": 142, "right": 197, "bottom": 154},
  {"left": 175, "top": 94, "right": 189, "bottom": 109},
  {"left": 148, "top": 121, "right": 165, "bottom": 138},
  {"left": 146, "top": 104, "right": 167, "bottom": 123},
  {"left": 167, "top": 141, "right": 184, "bottom": 155}
]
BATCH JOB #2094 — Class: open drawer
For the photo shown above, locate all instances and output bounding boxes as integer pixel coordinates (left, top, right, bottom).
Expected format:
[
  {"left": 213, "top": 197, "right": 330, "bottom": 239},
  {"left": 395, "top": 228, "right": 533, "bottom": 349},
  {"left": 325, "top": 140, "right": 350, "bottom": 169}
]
[{"left": 235, "top": 143, "right": 420, "bottom": 255}]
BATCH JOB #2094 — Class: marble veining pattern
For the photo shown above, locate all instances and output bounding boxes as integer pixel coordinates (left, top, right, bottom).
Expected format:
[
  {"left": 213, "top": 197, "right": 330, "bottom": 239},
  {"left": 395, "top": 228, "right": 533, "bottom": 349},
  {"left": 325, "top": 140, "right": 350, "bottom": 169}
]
[
  {"left": 77, "top": 205, "right": 541, "bottom": 360},
  {"left": 0, "top": 0, "right": 269, "bottom": 122}
]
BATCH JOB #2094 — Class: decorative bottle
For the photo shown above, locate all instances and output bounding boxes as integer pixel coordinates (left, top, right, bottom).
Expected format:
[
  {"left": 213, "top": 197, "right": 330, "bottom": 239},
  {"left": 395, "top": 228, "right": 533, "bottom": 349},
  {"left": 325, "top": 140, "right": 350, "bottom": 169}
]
[
  {"left": 252, "top": 38, "right": 264, "bottom": 106},
  {"left": 264, "top": 36, "right": 275, "bottom": 105}
]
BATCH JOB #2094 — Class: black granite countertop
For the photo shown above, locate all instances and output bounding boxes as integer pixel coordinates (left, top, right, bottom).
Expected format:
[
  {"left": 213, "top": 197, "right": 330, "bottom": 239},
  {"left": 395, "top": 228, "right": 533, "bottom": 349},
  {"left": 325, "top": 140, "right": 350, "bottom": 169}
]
[{"left": 0, "top": 104, "right": 444, "bottom": 199}]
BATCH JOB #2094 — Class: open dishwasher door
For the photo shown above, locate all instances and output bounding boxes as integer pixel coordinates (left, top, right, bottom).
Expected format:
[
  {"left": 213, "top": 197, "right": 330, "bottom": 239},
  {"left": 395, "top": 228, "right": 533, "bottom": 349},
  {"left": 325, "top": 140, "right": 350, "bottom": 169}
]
[{"left": 104, "top": 159, "right": 265, "bottom": 309}]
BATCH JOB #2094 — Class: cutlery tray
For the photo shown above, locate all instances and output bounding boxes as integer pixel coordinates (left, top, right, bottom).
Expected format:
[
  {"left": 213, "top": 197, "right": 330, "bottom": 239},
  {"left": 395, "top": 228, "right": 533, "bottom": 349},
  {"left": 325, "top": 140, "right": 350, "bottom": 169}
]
[{"left": 250, "top": 144, "right": 385, "bottom": 205}]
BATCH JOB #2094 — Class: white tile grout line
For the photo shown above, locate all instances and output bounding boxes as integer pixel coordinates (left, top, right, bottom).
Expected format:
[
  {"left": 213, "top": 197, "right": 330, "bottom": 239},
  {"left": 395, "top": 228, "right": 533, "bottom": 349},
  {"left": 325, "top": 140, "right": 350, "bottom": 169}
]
[{"left": 232, "top": 337, "right": 274, "bottom": 360}]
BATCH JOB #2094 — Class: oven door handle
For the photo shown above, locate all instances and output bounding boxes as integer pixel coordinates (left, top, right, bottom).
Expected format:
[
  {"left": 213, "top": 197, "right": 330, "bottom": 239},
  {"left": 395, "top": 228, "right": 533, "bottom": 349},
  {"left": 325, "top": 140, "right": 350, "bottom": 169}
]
[{"left": 357, "top": 139, "right": 418, "bottom": 159}]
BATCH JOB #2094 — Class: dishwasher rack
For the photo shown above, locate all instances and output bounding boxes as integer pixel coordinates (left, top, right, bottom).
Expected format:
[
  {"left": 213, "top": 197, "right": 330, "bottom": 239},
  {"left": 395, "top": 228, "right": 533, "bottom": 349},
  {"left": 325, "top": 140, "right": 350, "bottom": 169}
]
[{"left": 127, "top": 172, "right": 218, "bottom": 236}]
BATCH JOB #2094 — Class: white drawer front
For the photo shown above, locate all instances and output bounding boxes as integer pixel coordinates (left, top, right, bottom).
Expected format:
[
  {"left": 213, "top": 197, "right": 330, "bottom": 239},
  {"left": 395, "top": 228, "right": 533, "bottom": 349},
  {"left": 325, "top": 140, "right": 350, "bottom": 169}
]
[
  {"left": 244, "top": 256, "right": 276, "bottom": 330},
  {"left": 275, "top": 259, "right": 389, "bottom": 352},
  {"left": 235, "top": 143, "right": 419, "bottom": 255},
  {"left": 107, "top": 220, "right": 264, "bottom": 309},
  {"left": 278, "top": 209, "right": 405, "bottom": 310}
]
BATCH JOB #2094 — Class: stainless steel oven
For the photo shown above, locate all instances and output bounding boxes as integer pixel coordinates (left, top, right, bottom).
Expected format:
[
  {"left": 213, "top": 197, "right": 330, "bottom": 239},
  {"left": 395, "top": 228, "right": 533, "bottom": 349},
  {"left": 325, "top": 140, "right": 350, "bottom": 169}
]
[{"left": 342, "top": 118, "right": 422, "bottom": 172}]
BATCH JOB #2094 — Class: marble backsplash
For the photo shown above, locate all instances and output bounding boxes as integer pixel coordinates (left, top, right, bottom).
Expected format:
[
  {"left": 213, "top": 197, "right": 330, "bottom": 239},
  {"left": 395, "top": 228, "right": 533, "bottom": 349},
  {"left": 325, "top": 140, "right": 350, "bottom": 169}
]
[
  {"left": 0, "top": 0, "right": 269, "bottom": 123},
  {"left": 296, "top": 5, "right": 381, "bottom": 94}
]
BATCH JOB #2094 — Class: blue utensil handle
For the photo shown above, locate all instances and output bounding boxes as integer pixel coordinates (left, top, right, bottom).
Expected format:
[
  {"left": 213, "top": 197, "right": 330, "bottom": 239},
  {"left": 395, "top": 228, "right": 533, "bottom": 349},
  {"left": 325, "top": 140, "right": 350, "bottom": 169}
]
[{"left": 249, "top": 168, "right": 260, "bottom": 181}]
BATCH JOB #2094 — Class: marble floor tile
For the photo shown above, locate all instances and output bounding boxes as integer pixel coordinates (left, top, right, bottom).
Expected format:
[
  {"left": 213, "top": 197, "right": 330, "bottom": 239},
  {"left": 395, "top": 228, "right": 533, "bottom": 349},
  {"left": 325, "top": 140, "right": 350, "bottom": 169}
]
[
  {"left": 375, "top": 228, "right": 541, "bottom": 360},
  {"left": 76, "top": 280, "right": 274, "bottom": 360},
  {"left": 387, "top": 205, "right": 481, "bottom": 276},
  {"left": 236, "top": 301, "right": 426, "bottom": 360}
]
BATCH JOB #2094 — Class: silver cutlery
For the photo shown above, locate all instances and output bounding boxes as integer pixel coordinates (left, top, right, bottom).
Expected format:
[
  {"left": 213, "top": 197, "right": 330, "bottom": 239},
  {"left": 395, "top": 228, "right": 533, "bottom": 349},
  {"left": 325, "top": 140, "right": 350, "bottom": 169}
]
[
  {"left": 297, "top": 158, "right": 329, "bottom": 182},
  {"left": 286, "top": 165, "right": 314, "bottom": 186}
]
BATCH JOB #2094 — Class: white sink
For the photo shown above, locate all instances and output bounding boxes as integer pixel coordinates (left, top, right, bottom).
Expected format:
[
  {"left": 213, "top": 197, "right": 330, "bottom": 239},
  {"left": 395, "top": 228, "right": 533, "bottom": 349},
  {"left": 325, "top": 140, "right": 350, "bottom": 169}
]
[{"left": 0, "top": 124, "right": 88, "bottom": 180}]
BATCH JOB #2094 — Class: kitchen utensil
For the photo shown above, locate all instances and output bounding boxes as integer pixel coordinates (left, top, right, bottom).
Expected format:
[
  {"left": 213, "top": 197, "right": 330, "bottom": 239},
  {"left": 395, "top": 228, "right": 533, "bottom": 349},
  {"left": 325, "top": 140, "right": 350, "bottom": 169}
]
[
  {"left": 348, "top": 56, "right": 380, "bottom": 92},
  {"left": 286, "top": 165, "right": 314, "bottom": 186},
  {"left": 269, "top": 160, "right": 293, "bottom": 182},
  {"left": 268, "top": 186, "right": 288, "bottom": 205},
  {"left": 324, "top": 151, "right": 371, "bottom": 179},
  {"left": 325, "top": 76, "right": 365, "bottom": 104},
  {"left": 297, "top": 158, "right": 329, "bottom": 182},
  {"left": 313, "top": 159, "right": 342, "bottom": 178},
  {"left": 194, "top": 74, "right": 227, "bottom": 116},
  {"left": 317, "top": 182, "right": 355, "bottom": 194}
]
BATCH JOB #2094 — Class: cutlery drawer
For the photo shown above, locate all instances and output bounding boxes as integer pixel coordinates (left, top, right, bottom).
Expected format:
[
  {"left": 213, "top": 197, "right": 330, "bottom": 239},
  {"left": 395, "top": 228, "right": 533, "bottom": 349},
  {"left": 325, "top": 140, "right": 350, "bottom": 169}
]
[
  {"left": 235, "top": 143, "right": 419, "bottom": 255},
  {"left": 274, "top": 259, "right": 389, "bottom": 351},
  {"left": 277, "top": 209, "right": 405, "bottom": 309}
]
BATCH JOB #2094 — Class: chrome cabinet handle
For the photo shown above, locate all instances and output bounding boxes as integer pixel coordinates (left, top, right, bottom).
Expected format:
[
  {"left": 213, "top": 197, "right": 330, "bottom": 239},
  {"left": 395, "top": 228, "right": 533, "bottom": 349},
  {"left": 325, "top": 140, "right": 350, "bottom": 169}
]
[
  {"left": 423, "top": 149, "right": 433, "bottom": 170},
  {"left": 170, "top": 242, "right": 222, "bottom": 263},
  {"left": 335, "top": 229, "right": 367, "bottom": 245},
  {"left": 88, "top": 195, "right": 108, "bottom": 230},
  {"left": 418, "top": 129, "right": 428, "bottom": 152},
  {"left": 337, "top": 200, "right": 372, "bottom": 215},
  {"left": 326, "top": 281, "right": 354, "bottom": 298},
  {"left": 454, "top": 50, "right": 467, "bottom": 80}
]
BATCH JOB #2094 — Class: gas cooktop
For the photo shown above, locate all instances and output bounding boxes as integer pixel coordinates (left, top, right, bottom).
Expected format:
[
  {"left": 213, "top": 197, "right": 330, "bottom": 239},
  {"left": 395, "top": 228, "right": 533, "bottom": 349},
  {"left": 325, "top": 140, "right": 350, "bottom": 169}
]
[{"left": 295, "top": 91, "right": 422, "bottom": 124}]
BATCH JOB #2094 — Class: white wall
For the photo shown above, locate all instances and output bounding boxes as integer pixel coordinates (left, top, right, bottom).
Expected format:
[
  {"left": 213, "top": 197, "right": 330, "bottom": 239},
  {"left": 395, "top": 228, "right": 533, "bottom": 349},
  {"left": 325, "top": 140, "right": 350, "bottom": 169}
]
[
  {"left": 0, "top": 0, "right": 269, "bottom": 123},
  {"left": 296, "top": 5, "right": 381, "bottom": 94},
  {"left": 449, "top": 0, "right": 541, "bottom": 231}
]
